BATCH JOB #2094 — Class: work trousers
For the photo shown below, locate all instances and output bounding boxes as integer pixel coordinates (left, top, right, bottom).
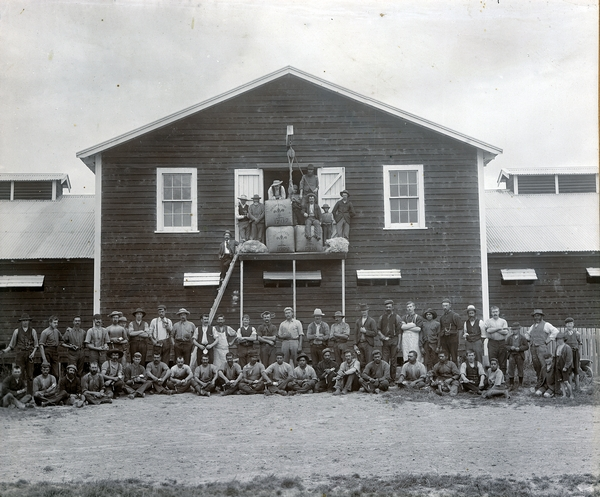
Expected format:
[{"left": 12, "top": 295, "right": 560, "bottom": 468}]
[
  {"left": 265, "top": 377, "right": 294, "bottom": 395},
  {"left": 66, "top": 349, "right": 86, "bottom": 377},
  {"left": 331, "top": 341, "right": 348, "bottom": 366},
  {"left": 289, "top": 379, "right": 316, "bottom": 394},
  {"left": 309, "top": 343, "right": 327, "bottom": 366},
  {"left": 83, "top": 392, "right": 112, "bottom": 405},
  {"left": 465, "top": 339, "right": 484, "bottom": 364},
  {"left": 359, "top": 377, "right": 390, "bottom": 393},
  {"left": 488, "top": 339, "right": 508, "bottom": 375},
  {"left": 381, "top": 338, "right": 399, "bottom": 380},
  {"left": 125, "top": 380, "right": 152, "bottom": 397},
  {"left": 314, "top": 371, "right": 337, "bottom": 392},
  {"left": 334, "top": 373, "right": 358, "bottom": 392},
  {"left": 88, "top": 350, "right": 107, "bottom": 367},
  {"left": 260, "top": 343, "right": 276, "bottom": 367},
  {"left": 305, "top": 218, "right": 322, "bottom": 240},
  {"left": 281, "top": 339, "right": 299, "bottom": 367},
  {"left": 156, "top": 339, "right": 172, "bottom": 366},
  {"left": 237, "top": 344, "right": 257, "bottom": 368},
  {"left": 238, "top": 380, "right": 265, "bottom": 394},
  {"left": 129, "top": 339, "right": 148, "bottom": 365},
  {"left": 507, "top": 354, "right": 525, "bottom": 379},
  {"left": 356, "top": 341, "right": 373, "bottom": 370},
  {"left": 335, "top": 219, "right": 350, "bottom": 240},
  {"left": 423, "top": 342, "right": 439, "bottom": 371},
  {"left": 439, "top": 335, "right": 459, "bottom": 364},
  {"left": 42, "top": 346, "right": 61, "bottom": 380},
  {"left": 14, "top": 350, "right": 35, "bottom": 394},
  {"left": 530, "top": 344, "right": 548, "bottom": 388},
  {"left": 250, "top": 222, "right": 265, "bottom": 244},
  {"left": 174, "top": 340, "right": 193, "bottom": 366}
]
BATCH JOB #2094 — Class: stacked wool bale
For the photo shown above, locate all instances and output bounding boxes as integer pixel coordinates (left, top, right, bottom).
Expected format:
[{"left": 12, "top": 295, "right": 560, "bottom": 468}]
[{"left": 264, "top": 199, "right": 322, "bottom": 253}]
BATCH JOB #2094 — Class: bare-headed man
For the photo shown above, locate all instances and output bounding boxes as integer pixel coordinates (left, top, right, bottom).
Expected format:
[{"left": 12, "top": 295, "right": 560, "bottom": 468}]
[
  {"left": 0, "top": 313, "right": 38, "bottom": 394},
  {"left": 192, "top": 355, "right": 219, "bottom": 397},
  {"left": 360, "top": 349, "right": 391, "bottom": 394},
  {"left": 262, "top": 351, "right": 295, "bottom": 396},
  {"left": 149, "top": 305, "right": 173, "bottom": 366},
  {"left": 278, "top": 307, "right": 304, "bottom": 367},
  {"left": 39, "top": 315, "right": 62, "bottom": 381},
  {"left": 85, "top": 314, "right": 109, "bottom": 367},
  {"left": 62, "top": 316, "right": 87, "bottom": 376}
]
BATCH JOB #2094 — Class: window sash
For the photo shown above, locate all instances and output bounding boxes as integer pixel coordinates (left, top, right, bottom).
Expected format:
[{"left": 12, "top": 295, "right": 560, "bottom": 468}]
[
  {"left": 156, "top": 168, "right": 197, "bottom": 233},
  {"left": 383, "top": 165, "right": 425, "bottom": 229}
]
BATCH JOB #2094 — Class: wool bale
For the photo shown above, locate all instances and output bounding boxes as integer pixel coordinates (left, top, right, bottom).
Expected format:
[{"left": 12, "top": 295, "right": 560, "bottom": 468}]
[
  {"left": 266, "top": 226, "right": 295, "bottom": 253},
  {"left": 294, "top": 225, "right": 323, "bottom": 253},
  {"left": 238, "top": 240, "right": 269, "bottom": 254},
  {"left": 324, "top": 237, "right": 349, "bottom": 253},
  {"left": 265, "top": 199, "right": 293, "bottom": 228}
]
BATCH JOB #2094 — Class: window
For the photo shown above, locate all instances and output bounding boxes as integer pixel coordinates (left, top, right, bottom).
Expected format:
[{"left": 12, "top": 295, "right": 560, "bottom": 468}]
[
  {"left": 156, "top": 168, "right": 198, "bottom": 233},
  {"left": 383, "top": 165, "right": 426, "bottom": 229}
]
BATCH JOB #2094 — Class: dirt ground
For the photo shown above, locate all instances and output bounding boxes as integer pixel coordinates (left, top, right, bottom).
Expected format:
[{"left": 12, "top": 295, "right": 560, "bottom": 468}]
[{"left": 0, "top": 389, "right": 598, "bottom": 486}]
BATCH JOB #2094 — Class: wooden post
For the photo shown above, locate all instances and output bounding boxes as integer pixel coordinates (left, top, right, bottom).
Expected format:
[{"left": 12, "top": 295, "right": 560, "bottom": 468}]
[
  {"left": 293, "top": 259, "right": 297, "bottom": 315},
  {"left": 240, "top": 260, "right": 244, "bottom": 328},
  {"left": 341, "top": 259, "right": 345, "bottom": 317}
]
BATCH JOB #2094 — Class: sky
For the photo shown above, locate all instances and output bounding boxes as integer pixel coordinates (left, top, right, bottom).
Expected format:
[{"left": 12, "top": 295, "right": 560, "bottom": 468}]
[{"left": 0, "top": 0, "right": 597, "bottom": 194}]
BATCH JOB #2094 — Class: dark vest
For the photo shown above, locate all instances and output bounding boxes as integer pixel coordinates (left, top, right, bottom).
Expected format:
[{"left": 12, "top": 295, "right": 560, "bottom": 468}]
[
  {"left": 529, "top": 321, "right": 547, "bottom": 346},
  {"left": 465, "top": 361, "right": 481, "bottom": 383},
  {"left": 465, "top": 319, "right": 482, "bottom": 342},
  {"left": 16, "top": 327, "right": 35, "bottom": 351},
  {"left": 380, "top": 313, "right": 400, "bottom": 338}
]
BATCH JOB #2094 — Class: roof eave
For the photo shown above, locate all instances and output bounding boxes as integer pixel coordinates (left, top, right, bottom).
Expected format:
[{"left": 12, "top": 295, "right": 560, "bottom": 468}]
[{"left": 76, "top": 66, "right": 503, "bottom": 169}]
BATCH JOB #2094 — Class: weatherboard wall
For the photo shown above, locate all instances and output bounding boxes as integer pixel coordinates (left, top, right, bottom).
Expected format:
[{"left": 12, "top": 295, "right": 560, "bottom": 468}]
[{"left": 98, "top": 74, "right": 483, "bottom": 330}]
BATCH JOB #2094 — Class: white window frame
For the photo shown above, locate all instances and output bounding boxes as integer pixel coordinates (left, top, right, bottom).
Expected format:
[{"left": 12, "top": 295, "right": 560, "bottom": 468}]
[
  {"left": 383, "top": 165, "right": 426, "bottom": 230},
  {"left": 156, "top": 168, "right": 198, "bottom": 233}
]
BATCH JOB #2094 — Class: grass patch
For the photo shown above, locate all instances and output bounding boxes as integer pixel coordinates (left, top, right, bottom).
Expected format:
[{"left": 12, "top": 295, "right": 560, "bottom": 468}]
[{"left": 0, "top": 474, "right": 597, "bottom": 497}]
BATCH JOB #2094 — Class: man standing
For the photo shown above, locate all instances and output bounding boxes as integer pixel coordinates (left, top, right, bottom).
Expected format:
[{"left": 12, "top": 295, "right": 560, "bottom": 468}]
[
  {"left": 101, "top": 349, "right": 125, "bottom": 398},
  {"left": 306, "top": 308, "right": 330, "bottom": 366},
  {"left": 236, "top": 314, "right": 258, "bottom": 368},
  {"left": 212, "top": 314, "right": 237, "bottom": 370},
  {"left": 397, "top": 350, "right": 427, "bottom": 389},
  {"left": 302, "top": 193, "right": 323, "bottom": 241},
  {"left": 81, "top": 362, "right": 112, "bottom": 405},
  {"left": 402, "top": 301, "right": 423, "bottom": 363},
  {"left": 278, "top": 307, "right": 304, "bottom": 367},
  {"left": 564, "top": 317, "right": 582, "bottom": 391},
  {"left": 431, "top": 352, "right": 460, "bottom": 396},
  {"left": 290, "top": 353, "right": 318, "bottom": 394},
  {"left": 257, "top": 311, "right": 278, "bottom": 367},
  {"left": 192, "top": 355, "right": 219, "bottom": 397},
  {"left": 320, "top": 203, "right": 334, "bottom": 240},
  {"left": 218, "top": 352, "right": 243, "bottom": 396},
  {"left": 314, "top": 348, "right": 338, "bottom": 393},
  {"left": 377, "top": 300, "right": 403, "bottom": 381},
  {"left": 193, "top": 313, "right": 216, "bottom": 367},
  {"left": 124, "top": 352, "right": 151, "bottom": 399},
  {"left": 481, "top": 358, "right": 510, "bottom": 399},
  {"left": 39, "top": 315, "right": 62, "bottom": 381},
  {"left": 355, "top": 303, "right": 378, "bottom": 370},
  {"left": 420, "top": 309, "right": 441, "bottom": 371},
  {"left": 554, "top": 332, "right": 573, "bottom": 398},
  {"left": 484, "top": 306, "right": 509, "bottom": 376},
  {"left": 438, "top": 299, "right": 462, "bottom": 364},
  {"left": 360, "top": 349, "right": 391, "bottom": 394},
  {"left": 0, "top": 314, "right": 38, "bottom": 394},
  {"left": 1, "top": 365, "right": 34, "bottom": 409},
  {"left": 106, "top": 311, "right": 128, "bottom": 364},
  {"left": 85, "top": 314, "right": 110, "bottom": 367},
  {"left": 218, "top": 230, "right": 238, "bottom": 284},
  {"left": 329, "top": 311, "right": 350, "bottom": 366},
  {"left": 236, "top": 194, "right": 250, "bottom": 242},
  {"left": 128, "top": 308, "right": 150, "bottom": 365},
  {"left": 172, "top": 308, "right": 195, "bottom": 366},
  {"left": 463, "top": 305, "right": 485, "bottom": 364},
  {"left": 459, "top": 350, "right": 486, "bottom": 394},
  {"left": 32, "top": 362, "right": 58, "bottom": 406},
  {"left": 299, "top": 163, "right": 319, "bottom": 208},
  {"left": 62, "top": 316, "right": 87, "bottom": 376},
  {"left": 524, "top": 309, "right": 559, "bottom": 390},
  {"left": 333, "top": 350, "right": 361, "bottom": 395},
  {"left": 331, "top": 190, "right": 355, "bottom": 240},
  {"left": 145, "top": 352, "right": 172, "bottom": 394},
  {"left": 166, "top": 356, "right": 194, "bottom": 393},
  {"left": 149, "top": 305, "right": 173, "bottom": 366},
  {"left": 247, "top": 194, "right": 266, "bottom": 244},
  {"left": 505, "top": 322, "right": 529, "bottom": 391},
  {"left": 238, "top": 352, "right": 266, "bottom": 395}
]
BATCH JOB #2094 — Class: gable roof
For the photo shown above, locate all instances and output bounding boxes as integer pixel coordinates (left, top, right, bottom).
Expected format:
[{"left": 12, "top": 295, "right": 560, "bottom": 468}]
[
  {"left": 0, "top": 173, "right": 71, "bottom": 190},
  {"left": 0, "top": 196, "right": 94, "bottom": 259},
  {"left": 498, "top": 166, "right": 597, "bottom": 185},
  {"left": 485, "top": 190, "right": 599, "bottom": 253},
  {"left": 77, "top": 66, "right": 502, "bottom": 170}
]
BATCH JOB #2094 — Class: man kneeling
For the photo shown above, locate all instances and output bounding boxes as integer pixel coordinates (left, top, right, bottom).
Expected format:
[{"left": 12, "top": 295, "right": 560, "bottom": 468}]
[{"left": 360, "top": 350, "right": 391, "bottom": 393}]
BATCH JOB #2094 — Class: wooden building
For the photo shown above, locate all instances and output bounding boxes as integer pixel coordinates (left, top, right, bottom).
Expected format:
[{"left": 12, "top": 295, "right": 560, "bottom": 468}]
[
  {"left": 76, "top": 67, "right": 502, "bottom": 337},
  {"left": 0, "top": 174, "right": 94, "bottom": 345},
  {"left": 486, "top": 167, "right": 599, "bottom": 327}
]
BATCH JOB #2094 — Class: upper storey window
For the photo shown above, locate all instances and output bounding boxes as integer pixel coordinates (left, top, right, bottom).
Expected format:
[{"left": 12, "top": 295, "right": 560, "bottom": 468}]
[
  {"left": 383, "top": 165, "right": 426, "bottom": 229},
  {"left": 156, "top": 168, "right": 198, "bottom": 233}
]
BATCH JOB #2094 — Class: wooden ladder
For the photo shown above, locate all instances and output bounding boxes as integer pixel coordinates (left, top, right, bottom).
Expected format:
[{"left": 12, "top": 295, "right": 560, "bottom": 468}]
[{"left": 207, "top": 252, "right": 239, "bottom": 324}]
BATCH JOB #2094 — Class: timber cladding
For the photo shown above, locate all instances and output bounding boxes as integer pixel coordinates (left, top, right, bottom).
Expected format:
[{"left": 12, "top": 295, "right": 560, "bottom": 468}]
[
  {"left": 488, "top": 252, "right": 600, "bottom": 327},
  {"left": 99, "top": 74, "right": 483, "bottom": 329},
  {"left": 0, "top": 260, "right": 93, "bottom": 345}
]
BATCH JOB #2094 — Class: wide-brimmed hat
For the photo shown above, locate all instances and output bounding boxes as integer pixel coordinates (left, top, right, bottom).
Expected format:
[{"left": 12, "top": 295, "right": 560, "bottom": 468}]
[
  {"left": 18, "top": 313, "right": 32, "bottom": 322},
  {"left": 313, "top": 308, "right": 325, "bottom": 317},
  {"left": 334, "top": 311, "right": 344, "bottom": 318},
  {"left": 177, "top": 308, "right": 190, "bottom": 316},
  {"left": 118, "top": 316, "right": 128, "bottom": 323},
  {"left": 251, "top": 194, "right": 261, "bottom": 200},
  {"left": 107, "top": 347, "right": 124, "bottom": 358},
  {"left": 108, "top": 311, "right": 122, "bottom": 318},
  {"left": 359, "top": 303, "right": 369, "bottom": 311},
  {"left": 261, "top": 311, "right": 275, "bottom": 319},
  {"left": 238, "top": 194, "right": 248, "bottom": 201},
  {"left": 340, "top": 190, "right": 350, "bottom": 197},
  {"left": 466, "top": 305, "right": 477, "bottom": 313},
  {"left": 531, "top": 309, "right": 545, "bottom": 316},
  {"left": 272, "top": 180, "right": 283, "bottom": 186},
  {"left": 296, "top": 353, "right": 310, "bottom": 362},
  {"left": 132, "top": 308, "right": 146, "bottom": 317},
  {"left": 423, "top": 308, "right": 437, "bottom": 319}
]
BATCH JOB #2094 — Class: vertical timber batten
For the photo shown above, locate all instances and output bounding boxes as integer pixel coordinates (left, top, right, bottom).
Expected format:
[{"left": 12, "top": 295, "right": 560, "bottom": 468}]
[
  {"left": 341, "top": 259, "right": 346, "bottom": 317},
  {"left": 94, "top": 153, "right": 102, "bottom": 313},
  {"left": 240, "top": 260, "right": 244, "bottom": 327},
  {"left": 477, "top": 149, "right": 489, "bottom": 320}
]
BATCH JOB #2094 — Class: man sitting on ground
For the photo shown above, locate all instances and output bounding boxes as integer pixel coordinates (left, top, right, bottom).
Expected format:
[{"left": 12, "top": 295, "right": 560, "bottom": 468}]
[
  {"left": 166, "top": 356, "right": 194, "bottom": 393},
  {"left": 397, "top": 350, "right": 427, "bottom": 389},
  {"left": 146, "top": 352, "right": 172, "bottom": 394},
  {"left": 46, "top": 364, "right": 84, "bottom": 407},
  {"left": 482, "top": 358, "right": 510, "bottom": 399},
  {"left": 262, "top": 352, "right": 295, "bottom": 396},
  {"left": 360, "top": 349, "right": 391, "bottom": 394},
  {"left": 32, "top": 362, "right": 58, "bottom": 406},
  {"left": 333, "top": 350, "right": 360, "bottom": 395},
  {"left": 431, "top": 352, "right": 460, "bottom": 396},
  {"left": 81, "top": 362, "right": 113, "bottom": 405},
  {"left": 125, "top": 352, "right": 151, "bottom": 399},
  {"left": 534, "top": 353, "right": 556, "bottom": 398},
  {"left": 238, "top": 352, "right": 265, "bottom": 395},
  {"left": 459, "top": 350, "right": 486, "bottom": 394},
  {"left": 314, "top": 348, "right": 338, "bottom": 393},
  {"left": 192, "top": 355, "right": 219, "bottom": 397},
  {"left": 1, "top": 365, "right": 34, "bottom": 408},
  {"left": 101, "top": 349, "right": 125, "bottom": 398},
  {"left": 290, "top": 353, "right": 318, "bottom": 394},
  {"left": 218, "top": 352, "right": 243, "bottom": 396}
]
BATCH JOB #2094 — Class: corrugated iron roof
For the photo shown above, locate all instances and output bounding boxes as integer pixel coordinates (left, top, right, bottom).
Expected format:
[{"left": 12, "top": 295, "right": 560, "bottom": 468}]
[
  {"left": 0, "top": 196, "right": 94, "bottom": 259},
  {"left": 0, "top": 173, "right": 71, "bottom": 190},
  {"left": 485, "top": 190, "right": 599, "bottom": 253},
  {"left": 498, "top": 167, "right": 597, "bottom": 185}
]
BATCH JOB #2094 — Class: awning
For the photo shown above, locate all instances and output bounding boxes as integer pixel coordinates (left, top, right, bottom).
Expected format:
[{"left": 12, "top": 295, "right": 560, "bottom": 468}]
[
  {"left": 0, "top": 275, "right": 45, "bottom": 288},
  {"left": 356, "top": 269, "right": 402, "bottom": 280},
  {"left": 501, "top": 269, "right": 538, "bottom": 281},
  {"left": 183, "top": 272, "right": 221, "bottom": 287}
]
